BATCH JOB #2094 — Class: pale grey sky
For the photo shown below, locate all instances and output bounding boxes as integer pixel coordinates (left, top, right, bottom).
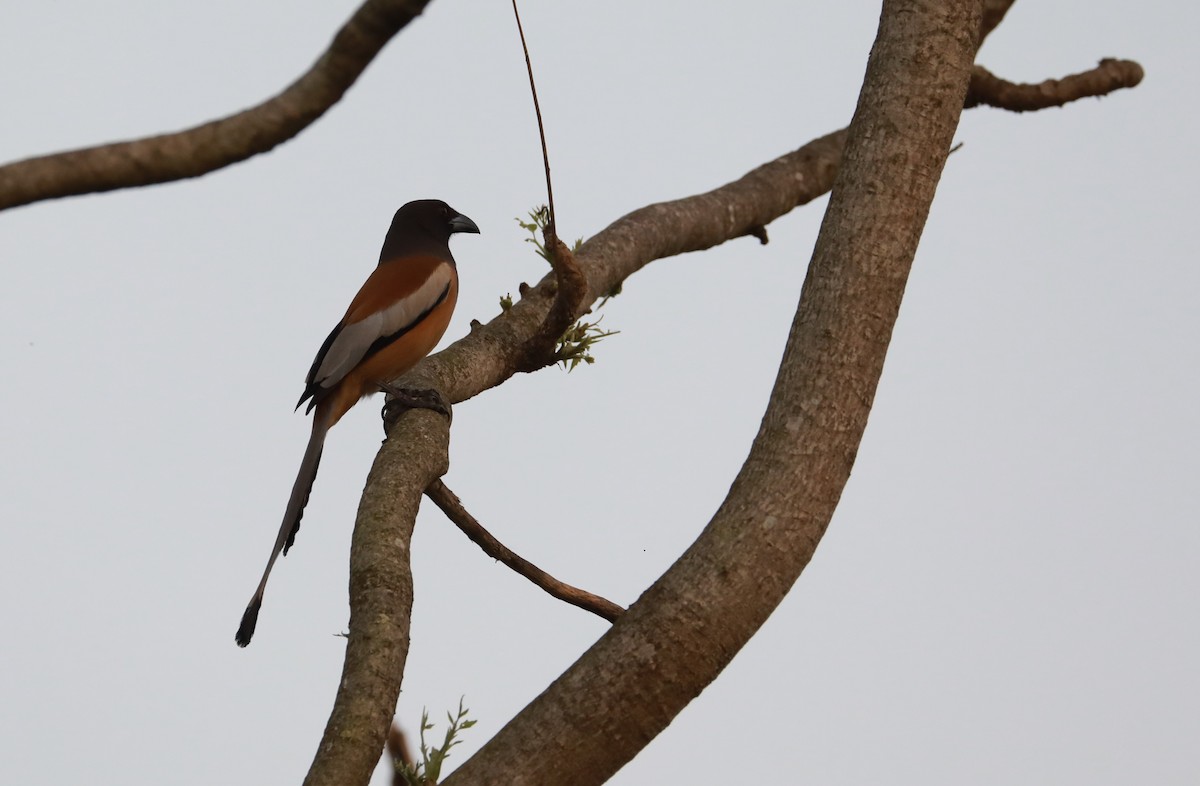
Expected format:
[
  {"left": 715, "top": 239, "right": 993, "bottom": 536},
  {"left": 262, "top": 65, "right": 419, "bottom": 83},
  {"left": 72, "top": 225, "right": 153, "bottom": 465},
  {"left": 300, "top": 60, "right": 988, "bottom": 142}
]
[{"left": 2, "top": 2, "right": 1195, "bottom": 784}]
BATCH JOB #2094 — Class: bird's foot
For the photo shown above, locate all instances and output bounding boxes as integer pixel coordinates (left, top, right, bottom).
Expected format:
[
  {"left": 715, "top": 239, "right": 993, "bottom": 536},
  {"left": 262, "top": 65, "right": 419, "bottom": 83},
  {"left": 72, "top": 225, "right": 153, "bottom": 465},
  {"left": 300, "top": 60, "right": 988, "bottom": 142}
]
[{"left": 379, "top": 383, "right": 453, "bottom": 427}]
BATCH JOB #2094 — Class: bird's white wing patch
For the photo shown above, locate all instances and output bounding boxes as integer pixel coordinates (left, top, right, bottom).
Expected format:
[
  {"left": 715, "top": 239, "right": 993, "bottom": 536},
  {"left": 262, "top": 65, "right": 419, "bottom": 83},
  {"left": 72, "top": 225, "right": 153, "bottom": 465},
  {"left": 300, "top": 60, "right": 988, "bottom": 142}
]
[
  {"left": 312, "top": 315, "right": 381, "bottom": 388},
  {"left": 374, "top": 263, "right": 454, "bottom": 338},
  {"left": 311, "top": 263, "right": 453, "bottom": 390}
]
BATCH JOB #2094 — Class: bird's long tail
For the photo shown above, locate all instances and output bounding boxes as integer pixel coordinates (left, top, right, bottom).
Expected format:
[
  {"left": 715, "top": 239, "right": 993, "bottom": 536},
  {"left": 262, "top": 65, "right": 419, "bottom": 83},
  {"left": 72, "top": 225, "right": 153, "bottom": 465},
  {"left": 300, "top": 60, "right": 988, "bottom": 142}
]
[{"left": 236, "top": 415, "right": 330, "bottom": 647}]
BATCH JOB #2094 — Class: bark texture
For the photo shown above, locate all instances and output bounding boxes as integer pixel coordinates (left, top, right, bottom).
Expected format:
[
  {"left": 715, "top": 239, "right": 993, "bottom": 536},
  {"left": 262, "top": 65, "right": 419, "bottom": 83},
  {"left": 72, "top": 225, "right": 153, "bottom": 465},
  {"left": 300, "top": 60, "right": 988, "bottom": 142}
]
[{"left": 302, "top": 410, "right": 450, "bottom": 786}]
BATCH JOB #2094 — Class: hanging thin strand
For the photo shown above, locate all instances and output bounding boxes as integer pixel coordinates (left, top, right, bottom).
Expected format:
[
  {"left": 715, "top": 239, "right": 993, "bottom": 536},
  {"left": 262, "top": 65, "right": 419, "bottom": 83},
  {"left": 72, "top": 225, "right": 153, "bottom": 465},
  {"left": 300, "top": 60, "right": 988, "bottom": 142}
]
[{"left": 511, "top": 0, "right": 556, "bottom": 227}]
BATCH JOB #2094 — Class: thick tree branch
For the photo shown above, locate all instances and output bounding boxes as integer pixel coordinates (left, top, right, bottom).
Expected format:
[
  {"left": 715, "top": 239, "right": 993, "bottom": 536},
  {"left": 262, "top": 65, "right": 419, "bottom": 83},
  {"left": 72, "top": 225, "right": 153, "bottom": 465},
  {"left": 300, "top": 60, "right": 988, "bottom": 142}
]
[
  {"left": 0, "top": 0, "right": 431, "bottom": 211},
  {"left": 425, "top": 479, "right": 624, "bottom": 623},
  {"left": 303, "top": 408, "right": 449, "bottom": 786},
  {"left": 437, "top": 2, "right": 985, "bottom": 782},
  {"left": 967, "top": 59, "right": 1144, "bottom": 111}
]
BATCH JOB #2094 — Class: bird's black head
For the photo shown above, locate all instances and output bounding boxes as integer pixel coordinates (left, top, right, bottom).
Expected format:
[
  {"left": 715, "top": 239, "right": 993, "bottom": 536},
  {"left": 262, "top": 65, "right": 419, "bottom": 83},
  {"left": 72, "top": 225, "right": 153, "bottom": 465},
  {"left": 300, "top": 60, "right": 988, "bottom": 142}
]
[
  {"left": 380, "top": 199, "right": 480, "bottom": 262},
  {"left": 381, "top": 200, "right": 480, "bottom": 261},
  {"left": 401, "top": 199, "right": 481, "bottom": 238}
]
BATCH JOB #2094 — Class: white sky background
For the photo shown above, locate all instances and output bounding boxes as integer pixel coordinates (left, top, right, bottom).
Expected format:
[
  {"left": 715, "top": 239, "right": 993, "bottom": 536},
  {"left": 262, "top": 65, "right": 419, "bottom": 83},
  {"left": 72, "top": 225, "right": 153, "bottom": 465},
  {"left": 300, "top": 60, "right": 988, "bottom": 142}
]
[{"left": 1, "top": 1, "right": 1195, "bottom": 783}]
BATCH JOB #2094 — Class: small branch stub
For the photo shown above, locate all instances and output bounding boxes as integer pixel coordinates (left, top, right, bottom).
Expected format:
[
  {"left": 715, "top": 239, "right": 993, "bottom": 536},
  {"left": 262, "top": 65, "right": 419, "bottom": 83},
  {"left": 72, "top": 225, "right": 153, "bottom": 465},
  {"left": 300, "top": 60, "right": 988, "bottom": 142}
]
[{"left": 966, "top": 58, "right": 1144, "bottom": 112}]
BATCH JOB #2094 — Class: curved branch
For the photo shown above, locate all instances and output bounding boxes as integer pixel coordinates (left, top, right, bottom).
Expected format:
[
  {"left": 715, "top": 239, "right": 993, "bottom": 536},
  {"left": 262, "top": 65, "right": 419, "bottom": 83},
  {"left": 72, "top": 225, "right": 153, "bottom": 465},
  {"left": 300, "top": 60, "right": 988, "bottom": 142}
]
[
  {"left": 438, "top": 1, "right": 986, "bottom": 782},
  {"left": 303, "top": 408, "right": 450, "bottom": 786},
  {"left": 0, "top": 0, "right": 432, "bottom": 211},
  {"left": 425, "top": 480, "right": 625, "bottom": 623},
  {"left": 967, "top": 58, "right": 1144, "bottom": 111}
]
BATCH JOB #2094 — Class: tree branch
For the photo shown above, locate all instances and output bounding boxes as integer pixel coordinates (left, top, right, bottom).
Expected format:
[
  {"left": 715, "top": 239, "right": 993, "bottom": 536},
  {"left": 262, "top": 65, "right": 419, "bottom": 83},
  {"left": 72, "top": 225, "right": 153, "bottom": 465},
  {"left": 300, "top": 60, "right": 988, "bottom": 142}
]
[
  {"left": 399, "top": 126, "right": 849, "bottom": 405},
  {"left": 0, "top": 0, "right": 431, "bottom": 211},
  {"left": 435, "top": 2, "right": 985, "bottom": 782},
  {"left": 400, "top": 48, "right": 1142, "bottom": 407},
  {"left": 303, "top": 408, "right": 450, "bottom": 786},
  {"left": 425, "top": 479, "right": 624, "bottom": 623},
  {"left": 967, "top": 59, "right": 1144, "bottom": 111}
]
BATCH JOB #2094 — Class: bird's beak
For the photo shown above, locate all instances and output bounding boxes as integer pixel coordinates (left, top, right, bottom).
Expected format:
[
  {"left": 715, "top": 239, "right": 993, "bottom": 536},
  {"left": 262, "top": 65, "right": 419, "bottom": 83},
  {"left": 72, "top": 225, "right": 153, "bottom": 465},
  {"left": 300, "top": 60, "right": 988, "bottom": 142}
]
[{"left": 449, "top": 213, "right": 481, "bottom": 235}]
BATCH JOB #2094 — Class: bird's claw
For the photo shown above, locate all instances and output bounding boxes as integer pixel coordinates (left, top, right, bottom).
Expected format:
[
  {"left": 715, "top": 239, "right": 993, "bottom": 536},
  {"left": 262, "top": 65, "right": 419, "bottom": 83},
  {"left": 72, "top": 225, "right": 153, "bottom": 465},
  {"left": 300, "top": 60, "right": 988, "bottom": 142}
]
[{"left": 379, "top": 384, "right": 453, "bottom": 427}]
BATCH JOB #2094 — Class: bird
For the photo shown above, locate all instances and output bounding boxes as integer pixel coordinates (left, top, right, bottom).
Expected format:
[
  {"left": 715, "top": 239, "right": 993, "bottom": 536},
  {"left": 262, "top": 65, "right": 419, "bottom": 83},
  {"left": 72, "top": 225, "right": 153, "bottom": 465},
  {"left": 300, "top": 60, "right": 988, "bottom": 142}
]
[{"left": 236, "top": 199, "right": 479, "bottom": 647}]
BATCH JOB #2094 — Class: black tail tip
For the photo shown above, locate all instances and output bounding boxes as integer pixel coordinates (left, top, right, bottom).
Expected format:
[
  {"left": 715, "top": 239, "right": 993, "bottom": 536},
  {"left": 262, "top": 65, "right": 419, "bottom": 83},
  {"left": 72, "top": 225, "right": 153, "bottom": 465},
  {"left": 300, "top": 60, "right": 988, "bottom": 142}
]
[{"left": 236, "top": 598, "right": 262, "bottom": 647}]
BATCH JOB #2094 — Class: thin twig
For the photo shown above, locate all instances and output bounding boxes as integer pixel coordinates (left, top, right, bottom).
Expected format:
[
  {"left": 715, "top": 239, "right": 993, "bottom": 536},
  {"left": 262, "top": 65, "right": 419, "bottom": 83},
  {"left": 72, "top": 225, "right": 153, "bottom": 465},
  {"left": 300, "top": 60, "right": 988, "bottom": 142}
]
[
  {"left": 511, "top": 0, "right": 555, "bottom": 226},
  {"left": 425, "top": 480, "right": 624, "bottom": 623},
  {"left": 509, "top": 1, "right": 589, "bottom": 372}
]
